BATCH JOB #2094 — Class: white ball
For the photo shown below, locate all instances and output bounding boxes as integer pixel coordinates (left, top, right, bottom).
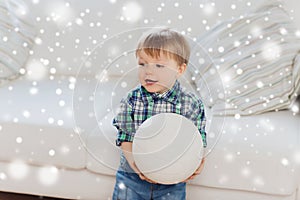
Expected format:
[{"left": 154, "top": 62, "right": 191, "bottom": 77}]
[{"left": 132, "top": 113, "right": 204, "bottom": 184}]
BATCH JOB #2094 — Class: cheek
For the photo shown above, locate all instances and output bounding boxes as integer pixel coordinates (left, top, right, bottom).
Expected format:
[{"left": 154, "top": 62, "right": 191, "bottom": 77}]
[
  {"left": 164, "top": 68, "right": 178, "bottom": 78},
  {"left": 138, "top": 69, "right": 145, "bottom": 80},
  {"left": 159, "top": 71, "right": 177, "bottom": 83},
  {"left": 166, "top": 66, "right": 179, "bottom": 75}
]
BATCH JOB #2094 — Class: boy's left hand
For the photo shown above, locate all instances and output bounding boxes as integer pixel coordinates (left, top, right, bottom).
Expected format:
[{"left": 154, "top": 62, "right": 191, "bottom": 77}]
[{"left": 184, "top": 158, "right": 205, "bottom": 182}]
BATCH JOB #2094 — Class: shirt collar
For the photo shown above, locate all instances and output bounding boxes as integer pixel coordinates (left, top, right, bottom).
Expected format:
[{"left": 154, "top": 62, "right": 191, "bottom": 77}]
[{"left": 140, "top": 80, "right": 180, "bottom": 104}]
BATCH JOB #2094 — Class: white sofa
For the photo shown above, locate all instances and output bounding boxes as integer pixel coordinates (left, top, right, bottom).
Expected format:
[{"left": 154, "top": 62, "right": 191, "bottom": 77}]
[{"left": 0, "top": 75, "right": 299, "bottom": 200}]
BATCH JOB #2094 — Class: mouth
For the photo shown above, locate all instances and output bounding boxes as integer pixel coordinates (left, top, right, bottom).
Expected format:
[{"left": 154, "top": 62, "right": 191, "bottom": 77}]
[{"left": 145, "top": 79, "right": 158, "bottom": 85}]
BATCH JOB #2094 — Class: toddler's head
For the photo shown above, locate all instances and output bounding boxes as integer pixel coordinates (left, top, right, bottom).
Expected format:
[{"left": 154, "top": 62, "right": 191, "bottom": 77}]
[{"left": 136, "top": 28, "right": 190, "bottom": 94}]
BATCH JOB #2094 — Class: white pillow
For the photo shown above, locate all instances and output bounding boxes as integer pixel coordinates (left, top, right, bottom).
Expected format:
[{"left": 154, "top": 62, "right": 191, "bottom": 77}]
[
  {"left": 294, "top": 53, "right": 300, "bottom": 96},
  {"left": 0, "top": 0, "right": 35, "bottom": 86},
  {"left": 189, "top": 3, "right": 300, "bottom": 115}
]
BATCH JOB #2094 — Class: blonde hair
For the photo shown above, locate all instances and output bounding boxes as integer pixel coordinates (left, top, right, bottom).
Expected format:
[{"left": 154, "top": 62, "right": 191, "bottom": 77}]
[{"left": 136, "top": 28, "right": 190, "bottom": 66}]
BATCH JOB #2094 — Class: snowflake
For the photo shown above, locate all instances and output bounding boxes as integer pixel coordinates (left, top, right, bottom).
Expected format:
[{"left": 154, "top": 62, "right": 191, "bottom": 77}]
[
  {"left": 16, "top": 137, "right": 23, "bottom": 144},
  {"left": 122, "top": 2, "right": 143, "bottom": 23},
  {"left": 8, "top": 160, "right": 29, "bottom": 180},
  {"left": 49, "top": 149, "right": 56, "bottom": 156},
  {"left": 261, "top": 42, "right": 281, "bottom": 61},
  {"left": 38, "top": 166, "right": 59, "bottom": 186}
]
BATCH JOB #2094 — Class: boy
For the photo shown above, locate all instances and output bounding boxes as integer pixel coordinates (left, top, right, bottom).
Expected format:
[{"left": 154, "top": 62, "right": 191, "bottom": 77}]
[{"left": 112, "top": 28, "right": 207, "bottom": 200}]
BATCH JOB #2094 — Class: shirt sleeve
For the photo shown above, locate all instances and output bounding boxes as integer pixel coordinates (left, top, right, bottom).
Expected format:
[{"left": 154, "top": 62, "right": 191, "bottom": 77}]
[
  {"left": 189, "top": 99, "right": 207, "bottom": 148},
  {"left": 112, "top": 96, "right": 136, "bottom": 146}
]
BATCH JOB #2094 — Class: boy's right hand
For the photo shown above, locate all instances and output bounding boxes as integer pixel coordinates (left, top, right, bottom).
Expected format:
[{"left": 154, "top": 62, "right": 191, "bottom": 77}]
[
  {"left": 132, "top": 162, "right": 157, "bottom": 184},
  {"left": 121, "top": 142, "right": 157, "bottom": 184}
]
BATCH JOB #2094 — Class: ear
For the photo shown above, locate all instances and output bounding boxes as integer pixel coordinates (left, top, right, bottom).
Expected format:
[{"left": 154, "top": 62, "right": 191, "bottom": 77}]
[{"left": 177, "top": 63, "right": 187, "bottom": 78}]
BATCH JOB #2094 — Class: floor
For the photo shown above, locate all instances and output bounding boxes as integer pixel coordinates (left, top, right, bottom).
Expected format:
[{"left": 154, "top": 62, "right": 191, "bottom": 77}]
[{"left": 0, "top": 192, "right": 69, "bottom": 200}]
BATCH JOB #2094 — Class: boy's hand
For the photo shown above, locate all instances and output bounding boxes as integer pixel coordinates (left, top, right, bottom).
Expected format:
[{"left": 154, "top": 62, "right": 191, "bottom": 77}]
[
  {"left": 132, "top": 162, "right": 157, "bottom": 184},
  {"left": 120, "top": 142, "right": 157, "bottom": 183},
  {"left": 138, "top": 172, "right": 158, "bottom": 184},
  {"left": 184, "top": 158, "right": 205, "bottom": 182}
]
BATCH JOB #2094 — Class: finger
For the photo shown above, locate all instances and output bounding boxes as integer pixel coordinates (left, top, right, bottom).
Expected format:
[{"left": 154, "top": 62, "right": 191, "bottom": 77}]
[
  {"left": 145, "top": 176, "right": 157, "bottom": 184},
  {"left": 139, "top": 175, "right": 145, "bottom": 180},
  {"left": 195, "top": 159, "right": 206, "bottom": 172},
  {"left": 195, "top": 166, "right": 204, "bottom": 173},
  {"left": 145, "top": 178, "right": 156, "bottom": 184},
  {"left": 189, "top": 175, "right": 196, "bottom": 179},
  {"left": 139, "top": 173, "right": 146, "bottom": 180},
  {"left": 194, "top": 171, "right": 201, "bottom": 175},
  {"left": 183, "top": 175, "right": 195, "bottom": 182},
  {"left": 139, "top": 174, "right": 156, "bottom": 184},
  {"left": 185, "top": 173, "right": 197, "bottom": 181}
]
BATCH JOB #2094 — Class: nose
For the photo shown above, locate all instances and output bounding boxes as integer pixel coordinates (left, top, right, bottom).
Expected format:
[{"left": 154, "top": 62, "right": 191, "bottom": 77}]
[{"left": 144, "top": 64, "right": 154, "bottom": 74}]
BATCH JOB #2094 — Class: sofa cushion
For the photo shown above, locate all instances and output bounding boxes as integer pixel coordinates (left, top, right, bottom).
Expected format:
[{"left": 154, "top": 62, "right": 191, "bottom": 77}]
[
  {"left": 85, "top": 112, "right": 121, "bottom": 176},
  {"left": 190, "top": 110, "right": 300, "bottom": 196},
  {"left": 0, "top": 78, "right": 86, "bottom": 169},
  {"left": 294, "top": 53, "right": 300, "bottom": 95},
  {"left": 0, "top": 0, "right": 35, "bottom": 86},
  {"left": 189, "top": 3, "right": 300, "bottom": 115},
  {"left": 187, "top": 184, "right": 297, "bottom": 200}
]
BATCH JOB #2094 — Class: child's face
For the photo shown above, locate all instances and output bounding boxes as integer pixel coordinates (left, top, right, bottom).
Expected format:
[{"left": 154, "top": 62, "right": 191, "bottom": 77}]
[{"left": 137, "top": 50, "right": 186, "bottom": 94}]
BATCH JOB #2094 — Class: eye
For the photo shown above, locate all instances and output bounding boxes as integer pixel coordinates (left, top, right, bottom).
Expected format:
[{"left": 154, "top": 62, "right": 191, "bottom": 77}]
[
  {"left": 138, "top": 63, "right": 145, "bottom": 67},
  {"left": 155, "top": 64, "right": 165, "bottom": 68}
]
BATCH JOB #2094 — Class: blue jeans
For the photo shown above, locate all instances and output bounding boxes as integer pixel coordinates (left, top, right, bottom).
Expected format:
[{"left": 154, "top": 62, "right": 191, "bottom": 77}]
[{"left": 112, "top": 153, "right": 186, "bottom": 200}]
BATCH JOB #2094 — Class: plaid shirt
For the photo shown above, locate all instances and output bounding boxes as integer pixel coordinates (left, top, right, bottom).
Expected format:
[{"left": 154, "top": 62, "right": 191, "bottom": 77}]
[{"left": 113, "top": 80, "right": 207, "bottom": 147}]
